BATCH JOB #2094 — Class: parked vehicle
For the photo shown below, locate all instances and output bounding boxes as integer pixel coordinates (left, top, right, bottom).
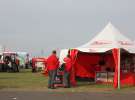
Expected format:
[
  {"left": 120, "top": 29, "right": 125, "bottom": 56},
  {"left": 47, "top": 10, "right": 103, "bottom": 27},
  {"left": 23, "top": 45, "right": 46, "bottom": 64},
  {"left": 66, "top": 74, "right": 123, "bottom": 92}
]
[
  {"left": 1, "top": 52, "right": 19, "bottom": 72},
  {"left": 31, "top": 57, "right": 46, "bottom": 72}
]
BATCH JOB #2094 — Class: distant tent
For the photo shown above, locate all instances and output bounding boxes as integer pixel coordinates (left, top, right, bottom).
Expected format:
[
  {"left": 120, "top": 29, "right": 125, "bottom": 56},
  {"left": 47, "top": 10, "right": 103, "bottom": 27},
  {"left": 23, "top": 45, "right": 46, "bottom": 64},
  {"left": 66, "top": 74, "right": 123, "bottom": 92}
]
[
  {"left": 17, "top": 52, "right": 29, "bottom": 67},
  {"left": 0, "top": 45, "right": 3, "bottom": 55}
]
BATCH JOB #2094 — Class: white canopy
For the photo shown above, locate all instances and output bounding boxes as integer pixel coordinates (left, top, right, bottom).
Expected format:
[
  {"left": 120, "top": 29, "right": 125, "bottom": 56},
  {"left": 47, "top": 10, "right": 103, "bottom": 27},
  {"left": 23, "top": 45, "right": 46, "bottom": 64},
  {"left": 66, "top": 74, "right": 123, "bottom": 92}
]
[
  {"left": 60, "top": 22, "right": 135, "bottom": 63},
  {"left": 77, "top": 22, "right": 135, "bottom": 53}
]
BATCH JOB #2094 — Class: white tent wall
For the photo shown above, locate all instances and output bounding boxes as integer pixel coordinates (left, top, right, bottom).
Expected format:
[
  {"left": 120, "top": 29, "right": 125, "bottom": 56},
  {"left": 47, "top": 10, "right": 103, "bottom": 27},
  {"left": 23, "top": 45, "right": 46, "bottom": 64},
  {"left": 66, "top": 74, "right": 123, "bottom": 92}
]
[
  {"left": 59, "top": 49, "right": 69, "bottom": 64},
  {"left": 0, "top": 45, "right": 3, "bottom": 55}
]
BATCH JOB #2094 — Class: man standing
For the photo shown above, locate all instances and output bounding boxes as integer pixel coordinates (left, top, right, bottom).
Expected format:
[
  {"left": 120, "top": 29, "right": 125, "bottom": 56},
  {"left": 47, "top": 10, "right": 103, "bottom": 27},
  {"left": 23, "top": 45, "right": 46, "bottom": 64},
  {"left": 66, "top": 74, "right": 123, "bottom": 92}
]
[
  {"left": 46, "top": 50, "right": 59, "bottom": 89},
  {"left": 63, "top": 54, "right": 72, "bottom": 88}
]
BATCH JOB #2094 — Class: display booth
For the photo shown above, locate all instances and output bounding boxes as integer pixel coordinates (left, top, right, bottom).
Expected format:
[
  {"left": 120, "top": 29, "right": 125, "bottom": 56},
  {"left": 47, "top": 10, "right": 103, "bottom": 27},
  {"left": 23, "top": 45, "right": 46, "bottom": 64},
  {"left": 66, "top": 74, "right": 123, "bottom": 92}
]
[
  {"left": 74, "top": 51, "right": 115, "bottom": 83},
  {"left": 60, "top": 22, "right": 135, "bottom": 89},
  {"left": 32, "top": 57, "right": 46, "bottom": 72}
]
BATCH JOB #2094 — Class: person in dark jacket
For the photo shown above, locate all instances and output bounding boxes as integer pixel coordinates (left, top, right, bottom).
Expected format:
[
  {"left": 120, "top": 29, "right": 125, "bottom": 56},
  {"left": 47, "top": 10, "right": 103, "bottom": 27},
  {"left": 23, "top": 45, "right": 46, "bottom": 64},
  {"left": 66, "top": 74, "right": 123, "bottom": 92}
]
[{"left": 46, "top": 50, "right": 59, "bottom": 89}]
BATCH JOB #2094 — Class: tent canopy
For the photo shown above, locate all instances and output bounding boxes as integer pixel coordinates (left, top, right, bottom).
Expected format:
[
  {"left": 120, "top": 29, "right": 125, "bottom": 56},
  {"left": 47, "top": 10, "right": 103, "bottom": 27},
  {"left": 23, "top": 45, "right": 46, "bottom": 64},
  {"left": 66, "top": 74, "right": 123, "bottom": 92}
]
[
  {"left": 60, "top": 22, "right": 135, "bottom": 63},
  {"left": 77, "top": 22, "right": 135, "bottom": 53}
]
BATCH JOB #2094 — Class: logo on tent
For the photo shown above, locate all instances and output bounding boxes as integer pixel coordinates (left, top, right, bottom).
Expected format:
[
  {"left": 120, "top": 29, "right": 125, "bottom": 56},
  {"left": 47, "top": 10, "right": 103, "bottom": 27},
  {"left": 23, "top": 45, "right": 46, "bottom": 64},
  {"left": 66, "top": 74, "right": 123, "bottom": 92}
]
[
  {"left": 91, "top": 41, "right": 112, "bottom": 45},
  {"left": 118, "top": 41, "right": 133, "bottom": 45}
]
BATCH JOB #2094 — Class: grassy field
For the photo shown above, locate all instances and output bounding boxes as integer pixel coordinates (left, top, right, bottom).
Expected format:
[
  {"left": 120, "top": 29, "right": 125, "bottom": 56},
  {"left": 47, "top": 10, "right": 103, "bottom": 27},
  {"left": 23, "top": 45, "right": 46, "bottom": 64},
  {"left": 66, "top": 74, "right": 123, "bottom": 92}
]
[
  {"left": 0, "top": 69, "right": 48, "bottom": 90},
  {"left": 0, "top": 69, "right": 135, "bottom": 92}
]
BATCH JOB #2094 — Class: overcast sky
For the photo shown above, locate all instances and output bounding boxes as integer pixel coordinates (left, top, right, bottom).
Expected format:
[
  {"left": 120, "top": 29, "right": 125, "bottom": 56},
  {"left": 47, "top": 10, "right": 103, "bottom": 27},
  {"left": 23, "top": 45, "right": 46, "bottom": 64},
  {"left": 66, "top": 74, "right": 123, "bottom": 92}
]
[{"left": 0, "top": 0, "right": 135, "bottom": 57}]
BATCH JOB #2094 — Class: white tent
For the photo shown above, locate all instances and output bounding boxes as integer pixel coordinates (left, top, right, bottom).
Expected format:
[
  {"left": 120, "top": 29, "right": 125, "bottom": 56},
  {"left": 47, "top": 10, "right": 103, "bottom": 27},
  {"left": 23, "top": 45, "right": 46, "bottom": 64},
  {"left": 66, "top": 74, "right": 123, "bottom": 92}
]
[
  {"left": 0, "top": 45, "right": 3, "bottom": 55},
  {"left": 77, "top": 22, "right": 135, "bottom": 53},
  {"left": 17, "top": 52, "right": 29, "bottom": 67},
  {"left": 60, "top": 22, "right": 135, "bottom": 62},
  {"left": 60, "top": 22, "right": 135, "bottom": 89}
]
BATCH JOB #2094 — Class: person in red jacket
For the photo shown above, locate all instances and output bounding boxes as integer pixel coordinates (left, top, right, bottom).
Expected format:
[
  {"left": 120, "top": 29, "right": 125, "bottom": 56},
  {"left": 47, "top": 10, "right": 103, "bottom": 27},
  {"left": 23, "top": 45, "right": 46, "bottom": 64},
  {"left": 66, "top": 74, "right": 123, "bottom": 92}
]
[
  {"left": 46, "top": 50, "right": 59, "bottom": 89},
  {"left": 63, "top": 54, "right": 72, "bottom": 88}
]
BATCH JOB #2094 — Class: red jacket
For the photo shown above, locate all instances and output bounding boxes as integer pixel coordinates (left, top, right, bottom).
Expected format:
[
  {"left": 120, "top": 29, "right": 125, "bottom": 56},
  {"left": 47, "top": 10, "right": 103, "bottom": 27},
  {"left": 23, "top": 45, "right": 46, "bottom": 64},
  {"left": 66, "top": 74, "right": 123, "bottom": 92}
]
[
  {"left": 64, "top": 57, "right": 72, "bottom": 72},
  {"left": 16, "top": 59, "right": 20, "bottom": 66},
  {"left": 47, "top": 54, "right": 59, "bottom": 71}
]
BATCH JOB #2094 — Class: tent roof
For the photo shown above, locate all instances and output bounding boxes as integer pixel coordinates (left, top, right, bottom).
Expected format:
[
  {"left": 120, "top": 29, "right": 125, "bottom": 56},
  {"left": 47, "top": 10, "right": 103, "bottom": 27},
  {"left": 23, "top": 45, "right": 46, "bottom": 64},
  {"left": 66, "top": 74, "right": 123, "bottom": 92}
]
[
  {"left": 77, "top": 22, "right": 135, "bottom": 53},
  {"left": 59, "top": 22, "right": 135, "bottom": 63}
]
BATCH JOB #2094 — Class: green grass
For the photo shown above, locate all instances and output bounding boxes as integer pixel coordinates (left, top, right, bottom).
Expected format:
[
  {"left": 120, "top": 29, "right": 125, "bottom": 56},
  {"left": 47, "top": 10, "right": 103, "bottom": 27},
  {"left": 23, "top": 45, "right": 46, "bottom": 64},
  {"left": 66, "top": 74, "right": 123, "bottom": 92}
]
[
  {"left": 0, "top": 69, "right": 135, "bottom": 92},
  {"left": 0, "top": 69, "right": 48, "bottom": 90}
]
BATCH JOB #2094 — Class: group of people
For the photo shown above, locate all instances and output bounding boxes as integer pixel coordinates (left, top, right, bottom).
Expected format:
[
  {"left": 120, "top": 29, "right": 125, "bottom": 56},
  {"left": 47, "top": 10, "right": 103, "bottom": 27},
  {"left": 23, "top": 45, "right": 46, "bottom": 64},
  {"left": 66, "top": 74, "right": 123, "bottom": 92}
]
[{"left": 46, "top": 50, "right": 72, "bottom": 89}]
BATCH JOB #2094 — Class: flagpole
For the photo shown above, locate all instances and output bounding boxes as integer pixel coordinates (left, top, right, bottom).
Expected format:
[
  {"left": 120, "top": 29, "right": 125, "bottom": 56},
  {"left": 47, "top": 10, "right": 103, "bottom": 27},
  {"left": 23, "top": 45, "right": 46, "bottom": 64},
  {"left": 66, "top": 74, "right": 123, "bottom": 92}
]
[{"left": 118, "top": 48, "right": 121, "bottom": 89}]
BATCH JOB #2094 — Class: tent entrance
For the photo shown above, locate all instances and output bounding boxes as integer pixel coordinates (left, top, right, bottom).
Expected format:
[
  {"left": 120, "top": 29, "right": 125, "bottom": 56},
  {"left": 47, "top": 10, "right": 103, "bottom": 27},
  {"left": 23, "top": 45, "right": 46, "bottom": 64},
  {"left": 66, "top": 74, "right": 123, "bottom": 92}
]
[{"left": 74, "top": 51, "right": 115, "bottom": 84}]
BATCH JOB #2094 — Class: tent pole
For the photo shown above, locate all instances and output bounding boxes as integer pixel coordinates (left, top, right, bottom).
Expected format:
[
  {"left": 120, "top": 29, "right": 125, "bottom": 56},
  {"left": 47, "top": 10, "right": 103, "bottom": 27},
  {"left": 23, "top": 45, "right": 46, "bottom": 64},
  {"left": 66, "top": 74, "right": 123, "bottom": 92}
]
[{"left": 118, "top": 48, "right": 121, "bottom": 89}]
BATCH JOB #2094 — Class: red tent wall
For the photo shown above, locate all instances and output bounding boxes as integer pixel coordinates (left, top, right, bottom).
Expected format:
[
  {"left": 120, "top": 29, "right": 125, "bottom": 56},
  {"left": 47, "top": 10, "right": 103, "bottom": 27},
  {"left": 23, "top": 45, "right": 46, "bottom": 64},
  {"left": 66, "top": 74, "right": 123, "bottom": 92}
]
[
  {"left": 74, "top": 53, "right": 100, "bottom": 78},
  {"left": 120, "top": 53, "right": 135, "bottom": 87},
  {"left": 121, "top": 73, "right": 135, "bottom": 86},
  {"left": 70, "top": 49, "right": 78, "bottom": 86},
  {"left": 112, "top": 49, "right": 135, "bottom": 88},
  {"left": 112, "top": 48, "right": 119, "bottom": 88},
  {"left": 74, "top": 52, "right": 115, "bottom": 78}
]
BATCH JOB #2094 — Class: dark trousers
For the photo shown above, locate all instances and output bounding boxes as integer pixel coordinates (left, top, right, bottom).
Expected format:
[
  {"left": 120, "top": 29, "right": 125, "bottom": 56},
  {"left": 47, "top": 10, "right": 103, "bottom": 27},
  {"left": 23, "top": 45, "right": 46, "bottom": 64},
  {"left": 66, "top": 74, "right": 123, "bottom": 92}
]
[
  {"left": 12, "top": 63, "right": 19, "bottom": 72},
  {"left": 63, "top": 71, "right": 70, "bottom": 88},
  {"left": 48, "top": 69, "right": 57, "bottom": 88}
]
